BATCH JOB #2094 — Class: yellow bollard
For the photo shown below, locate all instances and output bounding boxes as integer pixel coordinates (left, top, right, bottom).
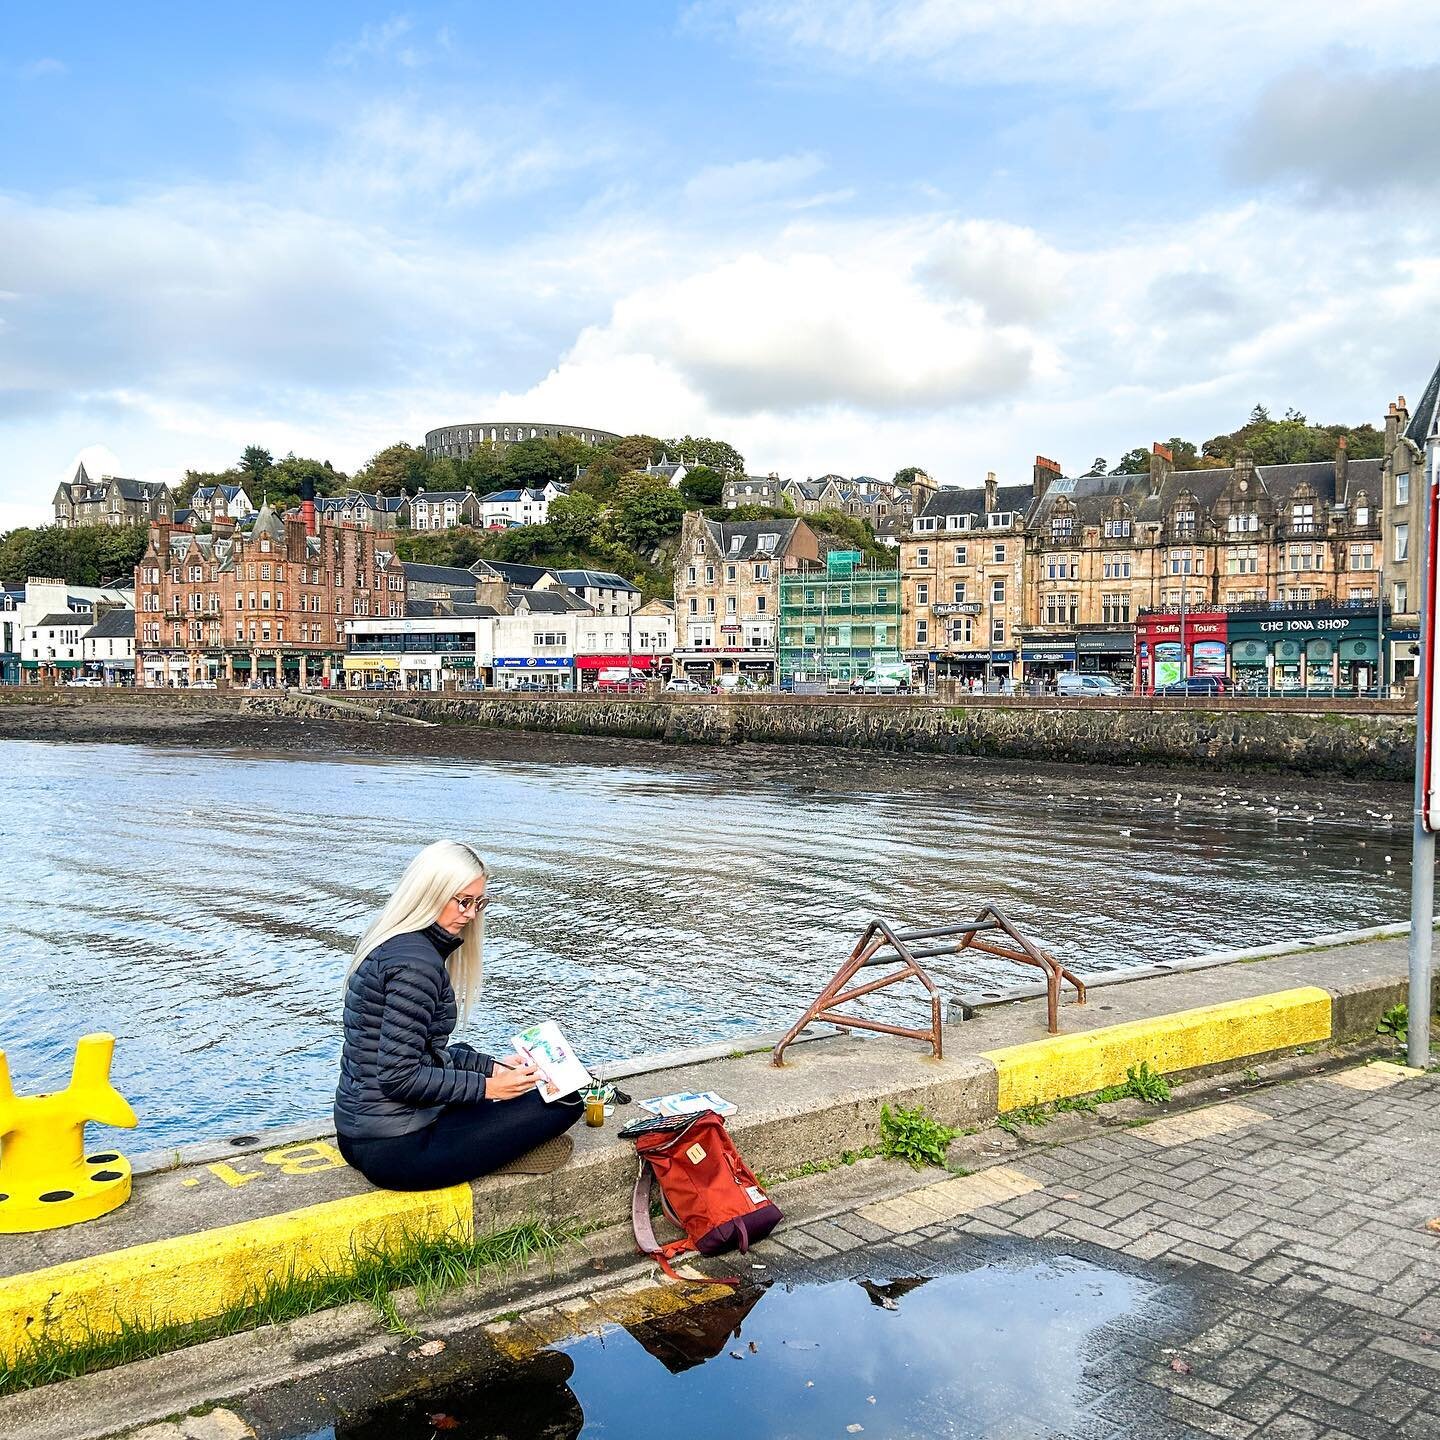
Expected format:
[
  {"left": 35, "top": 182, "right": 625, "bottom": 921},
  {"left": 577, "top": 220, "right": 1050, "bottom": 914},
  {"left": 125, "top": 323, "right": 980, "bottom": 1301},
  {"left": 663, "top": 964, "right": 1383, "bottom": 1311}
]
[{"left": 0, "top": 1032, "right": 138, "bottom": 1232}]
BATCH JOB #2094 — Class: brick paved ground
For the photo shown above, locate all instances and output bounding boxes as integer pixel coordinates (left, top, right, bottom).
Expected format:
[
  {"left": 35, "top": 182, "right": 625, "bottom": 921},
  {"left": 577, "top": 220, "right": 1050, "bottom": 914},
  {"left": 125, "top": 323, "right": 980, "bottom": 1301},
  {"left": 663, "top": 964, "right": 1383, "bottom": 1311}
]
[{"left": 747, "top": 1061, "right": 1440, "bottom": 1439}]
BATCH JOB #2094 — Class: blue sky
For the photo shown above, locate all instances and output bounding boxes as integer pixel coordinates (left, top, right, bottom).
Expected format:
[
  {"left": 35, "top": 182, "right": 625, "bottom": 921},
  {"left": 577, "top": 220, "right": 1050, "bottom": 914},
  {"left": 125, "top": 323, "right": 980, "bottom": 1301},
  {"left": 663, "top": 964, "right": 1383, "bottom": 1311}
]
[{"left": 3, "top": 1, "right": 1438, "bottom": 527}]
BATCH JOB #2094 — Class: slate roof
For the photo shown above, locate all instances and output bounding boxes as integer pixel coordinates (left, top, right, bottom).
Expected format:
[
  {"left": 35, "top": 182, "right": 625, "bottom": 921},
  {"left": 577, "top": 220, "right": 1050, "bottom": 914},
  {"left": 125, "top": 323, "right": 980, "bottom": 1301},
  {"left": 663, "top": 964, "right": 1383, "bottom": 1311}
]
[
  {"left": 480, "top": 561, "right": 554, "bottom": 587},
  {"left": 85, "top": 609, "right": 135, "bottom": 639},
  {"left": 555, "top": 568, "right": 638, "bottom": 593},
  {"left": 172, "top": 509, "right": 194, "bottom": 525},
  {"left": 514, "top": 588, "right": 587, "bottom": 614},
  {"left": 702, "top": 517, "right": 803, "bottom": 560},
  {"left": 920, "top": 484, "right": 1034, "bottom": 521},
  {"left": 58, "top": 464, "right": 169, "bottom": 504},
  {"left": 33, "top": 612, "right": 86, "bottom": 629},
  {"left": 413, "top": 491, "right": 475, "bottom": 503},
  {"left": 193, "top": 484, "right": 245, "bottom": 502},
  {"left": 402, "top": 561, "right": 480, "bottom": 587},
  {"left": 1407, "top": 356, "right": 1440, "bottom": 447}
]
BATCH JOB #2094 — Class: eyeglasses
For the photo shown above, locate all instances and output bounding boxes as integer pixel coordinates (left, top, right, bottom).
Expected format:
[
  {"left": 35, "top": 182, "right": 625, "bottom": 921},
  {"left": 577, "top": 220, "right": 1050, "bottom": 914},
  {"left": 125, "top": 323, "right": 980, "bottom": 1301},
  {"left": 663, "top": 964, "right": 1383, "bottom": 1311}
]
[{"left": 450, "top": 894, "right": 490, "bottom": 916}]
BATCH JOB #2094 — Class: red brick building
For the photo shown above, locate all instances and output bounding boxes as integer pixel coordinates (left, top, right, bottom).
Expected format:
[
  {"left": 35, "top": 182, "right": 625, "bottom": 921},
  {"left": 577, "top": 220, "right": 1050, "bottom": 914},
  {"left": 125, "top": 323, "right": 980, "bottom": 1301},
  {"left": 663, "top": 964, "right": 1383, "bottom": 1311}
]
[{"left": 135, "top": 502, "right": 406, "bottom": 687}]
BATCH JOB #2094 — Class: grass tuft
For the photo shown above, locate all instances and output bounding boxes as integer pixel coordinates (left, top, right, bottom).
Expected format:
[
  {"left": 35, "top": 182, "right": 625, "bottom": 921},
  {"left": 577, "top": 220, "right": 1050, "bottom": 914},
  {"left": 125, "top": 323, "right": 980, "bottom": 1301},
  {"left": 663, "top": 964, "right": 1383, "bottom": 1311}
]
[{"left": 0, "top": 1218, "right": 579, "bottom": 1397}]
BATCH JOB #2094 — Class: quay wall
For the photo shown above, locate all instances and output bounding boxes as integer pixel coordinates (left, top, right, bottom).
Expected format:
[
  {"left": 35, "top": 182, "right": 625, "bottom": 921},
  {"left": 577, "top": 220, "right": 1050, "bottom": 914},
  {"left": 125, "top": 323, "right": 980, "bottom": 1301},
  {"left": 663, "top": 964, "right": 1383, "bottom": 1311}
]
[
  {"left": 272, "top": 691, "right": 1414, "bottom": 778},
  {"left": 0, "top": 688, "right": 1416, "bottom": 778}
]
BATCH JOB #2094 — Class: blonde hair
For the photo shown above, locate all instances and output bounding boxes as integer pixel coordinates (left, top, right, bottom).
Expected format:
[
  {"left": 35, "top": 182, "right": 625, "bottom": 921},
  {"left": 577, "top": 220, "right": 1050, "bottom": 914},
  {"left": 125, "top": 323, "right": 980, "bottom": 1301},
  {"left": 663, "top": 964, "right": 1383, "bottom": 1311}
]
[{"left": 348, "top": 840, "right": 488, "bottom": 1021}]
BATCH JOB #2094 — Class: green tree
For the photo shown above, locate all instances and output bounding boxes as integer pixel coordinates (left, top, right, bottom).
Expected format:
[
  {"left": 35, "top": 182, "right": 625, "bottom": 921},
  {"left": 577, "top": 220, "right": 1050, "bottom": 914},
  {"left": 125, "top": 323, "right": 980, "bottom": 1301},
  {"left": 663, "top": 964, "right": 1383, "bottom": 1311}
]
[
  {"left": 546, "top": 492, "right": 603, "bottom": 549},
  {"left": 667, "top": 435, "right": 745, "bottom": 476},
  {"left": 1111, "top": 448, "right": 1151, "bottom": 475},
  {"left": 892, "top": 466, "right": 924, "bottom": 486},
  {"left": 239, "top": 446, "right": 274, "bottom": 480},
  {"left": 457, "top": 443, "right": 506, "bottom": 492},
  {"left": 678, "top": 466, "right": 724, "bottom": 507},
  {"left": 501, "top": 435, "right": 594, "bottom": 490},
  {"left": 0, "top": 523, "right": 150, "bottom": 587},
  {"left": 612, "top": 472, "right": 686, "bottom": 550},
  {"left": 599, "top": 434, "right": 666, "bottom": 470},
  {"left": 353, "top": 443, "right": 433, "bottom": 496},
  {"left": 1084, "top": 456, "right": 1108, "bottom": 476},
  {"left": 488, "top": 523, "right": 554, "bottom": 562}
]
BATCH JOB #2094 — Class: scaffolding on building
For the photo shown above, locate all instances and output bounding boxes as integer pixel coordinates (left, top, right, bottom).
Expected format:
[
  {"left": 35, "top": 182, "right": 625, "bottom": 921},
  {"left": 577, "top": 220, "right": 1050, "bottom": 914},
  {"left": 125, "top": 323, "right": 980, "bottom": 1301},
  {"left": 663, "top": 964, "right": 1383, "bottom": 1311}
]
[{"left": 777, "top": 550, "right": 903, "bottom": 688}]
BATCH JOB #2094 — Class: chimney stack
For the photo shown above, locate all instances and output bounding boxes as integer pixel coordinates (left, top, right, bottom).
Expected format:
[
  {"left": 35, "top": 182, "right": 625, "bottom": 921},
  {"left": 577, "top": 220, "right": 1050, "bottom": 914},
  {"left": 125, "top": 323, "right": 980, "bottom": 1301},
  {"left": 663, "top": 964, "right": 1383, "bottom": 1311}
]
[
  {"left": 1335, "top": 434, "right": 1349, "bottom": 492},
  {"left": 1032, "top": 454, "right": 1061, "bottom": 501},
  {"left": 908, "top": 468, "right": 937, "bottom": 518},
  {"left": 1148, "top": 442, "right": 1174, "bottom": 497},
  {"left": 300, "top": 476, "right": 317, "bottom": 537},
  {"left": 984, "top": 470, "right": 998, "bottom": 513},
  {"left": 285, "top": 513, "right": 307, "bottom": 559},
  {"left": 1234, "top": 449, "right": 1256, "bottom": 493}
]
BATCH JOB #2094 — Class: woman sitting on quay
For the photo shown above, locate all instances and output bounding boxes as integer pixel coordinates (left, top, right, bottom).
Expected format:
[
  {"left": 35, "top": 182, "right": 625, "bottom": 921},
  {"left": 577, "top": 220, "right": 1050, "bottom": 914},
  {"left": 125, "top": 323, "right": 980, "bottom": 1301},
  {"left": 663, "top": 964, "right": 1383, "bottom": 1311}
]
[{"left": 334, "top": 839, "right": 580, "bottom": 1191}]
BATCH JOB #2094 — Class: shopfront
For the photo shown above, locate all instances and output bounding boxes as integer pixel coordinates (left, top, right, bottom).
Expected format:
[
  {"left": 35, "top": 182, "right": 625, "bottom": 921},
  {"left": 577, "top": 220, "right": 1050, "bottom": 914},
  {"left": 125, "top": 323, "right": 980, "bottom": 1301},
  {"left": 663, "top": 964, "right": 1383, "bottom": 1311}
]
[
  {"left": 495, "top": 655, "right": 574, "bottom": 692},
  {"left": 576, "top": 653, "right": 665, "bottom": 690},
  {"left": 343, "top": 654, "right": 402, "bottom": 689},
  {"left": 1226, "top": 608, "right": 1383, "bottom": 693},
  {"left": 1020, "top": 638, "right": 1075, "bottom": 690},
  {"left": 1075, "top": 630, "right": 1135, "bottom": 681},
  {"left": 1135, "top": 613, "right": 1228, "bottom": 693}
]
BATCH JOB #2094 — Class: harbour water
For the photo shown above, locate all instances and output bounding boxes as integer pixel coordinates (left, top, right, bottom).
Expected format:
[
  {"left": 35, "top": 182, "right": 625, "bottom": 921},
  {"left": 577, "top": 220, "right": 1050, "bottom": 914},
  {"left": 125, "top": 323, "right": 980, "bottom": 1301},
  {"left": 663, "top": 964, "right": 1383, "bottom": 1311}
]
[{"left": 0, "top": 734, "right": 1411, "bottom": 1149}]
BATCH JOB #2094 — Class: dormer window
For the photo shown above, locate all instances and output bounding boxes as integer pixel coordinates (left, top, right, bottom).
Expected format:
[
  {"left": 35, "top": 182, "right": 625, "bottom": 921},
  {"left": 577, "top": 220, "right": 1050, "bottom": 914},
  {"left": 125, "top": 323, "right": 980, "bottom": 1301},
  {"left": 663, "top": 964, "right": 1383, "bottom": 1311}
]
[
  {"left": 729, "top": 536, "right": 745, "bottom": 555},
  {"left": 1353, "top": 496, "right": 1370, "bottom": 526},
  {"left": 988, "top": 512, "right": 1012, "bottom": 529},
  {"left": 1103, "top": 516, "right": 1132, "bottom": 538},
  {"left": 1050, "top": 515, "right": 1074, "bottom": 540},
  {"left": 757, "top": 534, "right": 778, "bottom": 553}
]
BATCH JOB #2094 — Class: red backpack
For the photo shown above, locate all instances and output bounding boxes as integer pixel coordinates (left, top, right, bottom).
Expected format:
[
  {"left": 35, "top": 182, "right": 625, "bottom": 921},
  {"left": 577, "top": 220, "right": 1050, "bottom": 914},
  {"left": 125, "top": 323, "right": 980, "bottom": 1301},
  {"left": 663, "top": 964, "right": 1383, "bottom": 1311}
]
[{"left": 628, "top": 1111, "right": 783, "bottom": 1280}]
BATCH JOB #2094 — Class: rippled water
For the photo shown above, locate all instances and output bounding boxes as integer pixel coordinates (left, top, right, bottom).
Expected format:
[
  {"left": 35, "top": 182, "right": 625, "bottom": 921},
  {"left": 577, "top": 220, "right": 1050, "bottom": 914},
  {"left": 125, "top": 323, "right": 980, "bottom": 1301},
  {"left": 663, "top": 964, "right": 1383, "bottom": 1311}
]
[{"left": 0, "top": 736, "right": 1411, "bottom": 1149}]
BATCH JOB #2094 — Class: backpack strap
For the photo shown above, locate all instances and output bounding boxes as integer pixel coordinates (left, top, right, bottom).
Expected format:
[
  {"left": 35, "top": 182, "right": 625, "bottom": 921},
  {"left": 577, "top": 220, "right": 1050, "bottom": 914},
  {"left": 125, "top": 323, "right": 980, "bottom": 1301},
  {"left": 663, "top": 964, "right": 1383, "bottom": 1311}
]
[{"left": 631, "top": 1158, "right": 737, "bottom": 1286}]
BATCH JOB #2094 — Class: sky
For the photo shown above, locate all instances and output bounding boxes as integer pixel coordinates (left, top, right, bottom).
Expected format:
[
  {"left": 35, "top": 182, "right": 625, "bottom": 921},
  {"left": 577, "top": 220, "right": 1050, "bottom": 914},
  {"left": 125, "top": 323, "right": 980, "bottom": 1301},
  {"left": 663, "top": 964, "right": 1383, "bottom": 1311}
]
[{"left": 3, "top": 1, "right": 1439, "bottom": 530}]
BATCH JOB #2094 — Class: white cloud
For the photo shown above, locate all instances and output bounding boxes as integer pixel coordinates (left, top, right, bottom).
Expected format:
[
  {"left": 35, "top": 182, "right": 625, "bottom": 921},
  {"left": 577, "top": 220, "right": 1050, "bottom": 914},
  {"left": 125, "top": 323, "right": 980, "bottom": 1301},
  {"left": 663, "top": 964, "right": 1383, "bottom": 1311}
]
[
  {"left": 330, "top": 16, "right": 419, "bottom": 68},
  {"left": 689, "top": 0, "right": 1436, "bottom": 102},
  {"left": 23, "top": 58, "right": 68, "bottom": 78},
  {"left": 683, "top": 153, "right": 826, "bottom": 208}
]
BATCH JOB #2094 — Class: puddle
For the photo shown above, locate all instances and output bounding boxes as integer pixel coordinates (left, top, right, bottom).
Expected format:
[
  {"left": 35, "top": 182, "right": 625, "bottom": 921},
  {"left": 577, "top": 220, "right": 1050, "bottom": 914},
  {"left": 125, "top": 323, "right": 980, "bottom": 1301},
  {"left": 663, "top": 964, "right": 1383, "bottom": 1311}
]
[{"left": 289, "top": 1253, "right": 1159, "bottom": 1439}]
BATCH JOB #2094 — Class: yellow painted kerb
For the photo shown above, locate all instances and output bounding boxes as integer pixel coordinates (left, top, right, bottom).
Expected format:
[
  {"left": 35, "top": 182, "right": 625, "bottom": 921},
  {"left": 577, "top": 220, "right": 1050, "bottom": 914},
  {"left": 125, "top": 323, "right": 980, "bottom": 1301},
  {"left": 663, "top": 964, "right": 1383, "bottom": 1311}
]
[
  {"left": 0, "top": 1181, "right": 472, "bottom": 1359},
  {"left": 981, "top": 986, "right": 1333, "bottom": 1112}
]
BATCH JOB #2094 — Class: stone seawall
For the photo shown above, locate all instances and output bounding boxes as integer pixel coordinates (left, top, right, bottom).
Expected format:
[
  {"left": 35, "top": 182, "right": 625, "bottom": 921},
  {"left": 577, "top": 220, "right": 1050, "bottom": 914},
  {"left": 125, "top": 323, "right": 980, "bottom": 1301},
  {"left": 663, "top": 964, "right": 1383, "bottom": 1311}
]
[{"left": 253, "top": 692, "right": 1414, "bottom": 778}]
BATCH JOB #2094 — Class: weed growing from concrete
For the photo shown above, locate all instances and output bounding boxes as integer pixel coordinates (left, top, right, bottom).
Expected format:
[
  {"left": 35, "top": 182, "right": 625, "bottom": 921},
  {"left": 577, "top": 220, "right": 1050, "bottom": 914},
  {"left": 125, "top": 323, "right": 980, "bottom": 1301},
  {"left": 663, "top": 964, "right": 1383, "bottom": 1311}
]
[
  {"left": 879, "top": 1104, "right": 961, "bottom": 1169},
  {"left": 1378, "top": 1003, "right": 1409, "bottom": 1048},
  {"left": 1093, "top": 1062, "right": 1172, "bottom": 1105},
  {"left": 0, "top": 1219, "right": 580, "bottom": 1397},
  {"left": 995, "top": 1104, "right": 1051, "bottom": 1136}
]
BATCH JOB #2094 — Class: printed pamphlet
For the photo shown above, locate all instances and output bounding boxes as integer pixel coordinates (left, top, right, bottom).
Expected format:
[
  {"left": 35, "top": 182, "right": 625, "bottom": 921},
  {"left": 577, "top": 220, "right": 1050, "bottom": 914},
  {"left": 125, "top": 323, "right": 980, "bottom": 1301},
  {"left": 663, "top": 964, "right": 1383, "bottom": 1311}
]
[
  {"left": 509, "top": 1020, "right": 591, "bottom": 1103},
  {"left": 637, "top": 1090, "right": 737, "bottom": 1118}
]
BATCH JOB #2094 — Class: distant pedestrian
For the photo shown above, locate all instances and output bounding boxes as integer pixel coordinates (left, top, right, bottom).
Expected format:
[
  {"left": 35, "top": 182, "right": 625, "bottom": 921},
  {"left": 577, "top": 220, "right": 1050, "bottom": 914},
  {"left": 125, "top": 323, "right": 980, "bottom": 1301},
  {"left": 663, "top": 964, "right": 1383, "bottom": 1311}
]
[{"left": 334, "top": 840, "right": 580, "bottom": 1190}]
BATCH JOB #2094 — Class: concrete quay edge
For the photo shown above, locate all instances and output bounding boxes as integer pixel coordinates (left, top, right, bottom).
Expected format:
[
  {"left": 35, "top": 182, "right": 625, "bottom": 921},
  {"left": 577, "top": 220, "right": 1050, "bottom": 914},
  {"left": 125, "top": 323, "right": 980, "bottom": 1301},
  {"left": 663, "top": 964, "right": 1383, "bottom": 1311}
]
[{"left": 0, "top": 930, "right": 1424, "bottom": 1367}]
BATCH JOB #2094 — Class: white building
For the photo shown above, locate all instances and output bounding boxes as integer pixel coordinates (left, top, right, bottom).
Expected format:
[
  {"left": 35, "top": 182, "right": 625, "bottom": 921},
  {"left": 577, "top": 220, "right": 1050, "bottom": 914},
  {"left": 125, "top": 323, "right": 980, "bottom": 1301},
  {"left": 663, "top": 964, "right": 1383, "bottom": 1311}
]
[
  {"left": 343, "top": 607, "right": 496, "bottom": 691},
  {"left": 409, "top": 490, "right": 481, "bottom": 531},
  {"left": 477, "top": 484, "right": 563, "bottom": 528},
  {"left": 493, "top": 603, "right": 675, "bottom": 692},
  {"left": 12, "top": 577, "right": 134, "bottom": 684},
  {"left": 80, "top": 609, "right": 136, "bottom": 683},
  {"left": 23, "top": 612, "right": 89, "bottom": 680},
  {"left": 553, "top": 569, "right": 641, "bottom": 616}
]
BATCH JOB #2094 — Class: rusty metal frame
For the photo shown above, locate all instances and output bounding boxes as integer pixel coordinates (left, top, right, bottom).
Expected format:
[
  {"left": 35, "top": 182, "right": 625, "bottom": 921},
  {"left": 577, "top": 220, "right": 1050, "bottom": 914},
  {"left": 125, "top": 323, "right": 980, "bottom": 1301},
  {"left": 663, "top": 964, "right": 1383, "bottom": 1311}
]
[{"left": 770, "top": 907, "right": 1086, "bottom": 1065}]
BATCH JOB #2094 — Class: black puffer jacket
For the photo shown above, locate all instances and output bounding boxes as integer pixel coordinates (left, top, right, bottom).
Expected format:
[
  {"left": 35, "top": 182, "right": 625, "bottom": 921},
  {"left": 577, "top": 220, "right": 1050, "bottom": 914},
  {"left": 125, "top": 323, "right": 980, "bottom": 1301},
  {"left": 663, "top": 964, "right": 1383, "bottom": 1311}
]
[{"left": 334, "top": 922, "right": 496, "bottom": 1140}]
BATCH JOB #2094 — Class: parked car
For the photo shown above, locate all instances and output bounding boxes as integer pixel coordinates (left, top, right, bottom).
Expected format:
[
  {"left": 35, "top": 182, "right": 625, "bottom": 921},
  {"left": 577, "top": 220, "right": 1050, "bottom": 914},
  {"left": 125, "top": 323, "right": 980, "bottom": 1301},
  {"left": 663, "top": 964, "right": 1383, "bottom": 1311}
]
[
  {"left": 190, "top": 680, "right": 218, "bottom": 690},
  {"left": 1155, "top": 674, "right": 1233, "bottom": 697},
  {"left": 665, "top": 678, "right": 705, "bottom": 693},
  {"left": 64, "top": 676, "right": 103, "bottom": 687},
  {"left": 1056, "top": 672, "right": 1123, "bottom": 698}
]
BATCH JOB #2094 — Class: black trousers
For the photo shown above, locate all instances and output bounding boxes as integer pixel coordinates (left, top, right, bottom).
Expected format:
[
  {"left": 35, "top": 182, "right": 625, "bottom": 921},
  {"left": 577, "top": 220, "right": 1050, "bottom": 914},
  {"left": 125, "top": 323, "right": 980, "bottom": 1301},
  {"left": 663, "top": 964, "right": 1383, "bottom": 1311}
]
[{"left": 338, "top": 1092, "right": 582, "bottom": 1191}]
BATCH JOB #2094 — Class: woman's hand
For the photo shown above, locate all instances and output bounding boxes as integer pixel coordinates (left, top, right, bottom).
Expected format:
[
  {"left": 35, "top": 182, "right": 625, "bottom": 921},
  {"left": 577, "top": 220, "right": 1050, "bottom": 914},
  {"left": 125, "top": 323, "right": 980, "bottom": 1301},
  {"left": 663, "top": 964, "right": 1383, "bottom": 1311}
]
[{"left": 486, "top": 1057, "right": 539, "bottom": 1101}]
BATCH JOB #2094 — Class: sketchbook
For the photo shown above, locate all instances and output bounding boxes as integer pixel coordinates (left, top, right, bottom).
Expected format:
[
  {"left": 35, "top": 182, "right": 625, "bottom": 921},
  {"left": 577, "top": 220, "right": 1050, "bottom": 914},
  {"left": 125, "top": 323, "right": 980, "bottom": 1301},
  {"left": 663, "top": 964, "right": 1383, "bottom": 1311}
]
[
  {"left": 637, "top": 1090, "right": 738, "bottom": 1118},
  {"left": 509, "top": 1020, "right": 592, "bottom": 1103}
]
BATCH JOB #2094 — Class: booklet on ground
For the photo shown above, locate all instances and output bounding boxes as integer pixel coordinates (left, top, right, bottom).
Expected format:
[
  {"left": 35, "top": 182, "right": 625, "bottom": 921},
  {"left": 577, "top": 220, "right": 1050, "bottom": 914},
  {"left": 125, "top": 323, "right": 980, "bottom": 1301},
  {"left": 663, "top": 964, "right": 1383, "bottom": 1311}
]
[
  {"left": 509, "top": 1020, "right": 592, "bottom": 1103},
  {"left": 637, "top": 1090, "right": 737, "bottom": 1118}
]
